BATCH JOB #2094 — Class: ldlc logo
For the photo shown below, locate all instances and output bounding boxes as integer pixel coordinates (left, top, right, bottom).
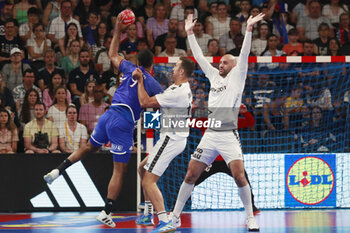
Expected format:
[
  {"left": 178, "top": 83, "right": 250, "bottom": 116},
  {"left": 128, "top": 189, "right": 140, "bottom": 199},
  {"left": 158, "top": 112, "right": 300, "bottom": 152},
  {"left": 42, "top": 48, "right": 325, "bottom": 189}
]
[
  {"left": 144, "top": 110, "right": 161, "bottom": 129},
  {"left": 286, "top": 156, "right": 335, "bottom": 205}
]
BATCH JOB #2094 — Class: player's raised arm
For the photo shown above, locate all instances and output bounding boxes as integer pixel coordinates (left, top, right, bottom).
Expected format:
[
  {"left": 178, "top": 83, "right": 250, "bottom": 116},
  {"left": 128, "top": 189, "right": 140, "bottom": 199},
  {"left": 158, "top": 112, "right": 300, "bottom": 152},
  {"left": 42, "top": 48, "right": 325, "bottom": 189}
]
[
  {"left": 238, "top": 13, "right": 265, "bottom": 65},
  {"left": 186, "top": 14, "right": 217, "bottom": 78},
  {"left": 133, "top": 68, "right": 161, "bottom": 108},
  {"left": 109, "top": 13, "right": 127, "bottom": 70}
]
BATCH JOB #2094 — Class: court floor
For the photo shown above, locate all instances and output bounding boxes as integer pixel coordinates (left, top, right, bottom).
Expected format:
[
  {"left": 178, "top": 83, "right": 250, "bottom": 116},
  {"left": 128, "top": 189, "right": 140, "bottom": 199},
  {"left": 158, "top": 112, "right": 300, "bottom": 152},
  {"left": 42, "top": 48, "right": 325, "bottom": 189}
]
[{"left": 1, "top": 209, "right": 350, "bottom": 233}]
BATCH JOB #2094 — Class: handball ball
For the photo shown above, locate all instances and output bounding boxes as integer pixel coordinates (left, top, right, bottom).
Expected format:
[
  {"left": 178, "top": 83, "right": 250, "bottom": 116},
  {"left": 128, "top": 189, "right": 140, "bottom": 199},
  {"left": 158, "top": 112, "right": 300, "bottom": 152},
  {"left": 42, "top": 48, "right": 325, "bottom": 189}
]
[{"left": 120, "top": 9, "right": 135, "bottom": 26}]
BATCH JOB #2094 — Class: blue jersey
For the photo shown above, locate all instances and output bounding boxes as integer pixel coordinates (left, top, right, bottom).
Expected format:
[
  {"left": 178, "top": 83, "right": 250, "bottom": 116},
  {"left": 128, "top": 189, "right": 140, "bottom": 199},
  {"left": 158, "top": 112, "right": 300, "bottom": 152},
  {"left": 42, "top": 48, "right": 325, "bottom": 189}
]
[{"left": 111, "top": 59, "right": 163, "bottom": 122}]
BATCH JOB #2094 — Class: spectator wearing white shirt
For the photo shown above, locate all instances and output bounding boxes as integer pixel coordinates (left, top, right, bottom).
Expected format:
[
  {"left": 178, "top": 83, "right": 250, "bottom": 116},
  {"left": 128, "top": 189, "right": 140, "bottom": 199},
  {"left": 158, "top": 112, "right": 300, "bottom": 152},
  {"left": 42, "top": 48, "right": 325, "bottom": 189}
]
[
  {"left": 27, "top": 23, "right": 51, "bottom": 61},
  {"left": 186, "top": 20, "right": 212, "bottom": 56},
  {"left": 48, "top": 0, "right": 82, "bottom": 45},
  {"left": 170, "top": 0, "right": 198, "bottom": 22},
  {"left": 158, "top": 35, "right": 187, "bottom": 57}
]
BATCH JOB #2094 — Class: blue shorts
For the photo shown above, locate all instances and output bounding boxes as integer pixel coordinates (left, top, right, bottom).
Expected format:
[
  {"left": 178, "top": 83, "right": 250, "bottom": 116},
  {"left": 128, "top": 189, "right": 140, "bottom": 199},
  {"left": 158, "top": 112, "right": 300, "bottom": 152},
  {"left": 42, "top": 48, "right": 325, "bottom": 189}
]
[{"left": 90, "top": 108, "right": 135, "bottom": 163}]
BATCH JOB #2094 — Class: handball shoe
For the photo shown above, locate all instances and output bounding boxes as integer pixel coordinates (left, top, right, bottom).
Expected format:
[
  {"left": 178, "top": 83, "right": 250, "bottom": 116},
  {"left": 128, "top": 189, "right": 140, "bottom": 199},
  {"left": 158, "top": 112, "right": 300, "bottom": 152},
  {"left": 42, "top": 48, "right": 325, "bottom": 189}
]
[
  {"left": 150, "top": 220, "right": 176, "bottom": 233},
  {"left": 136, "top": 213, "right": 154, "bottom": 226},
  {"left": 43, "top": 169, "right": 59, "bottom": 184},
  {"left": 247, "top": 216, "right": 260, "bottom": 231},
  {"left": 96, "top": 210, "right": 115, "bottom": 228}
]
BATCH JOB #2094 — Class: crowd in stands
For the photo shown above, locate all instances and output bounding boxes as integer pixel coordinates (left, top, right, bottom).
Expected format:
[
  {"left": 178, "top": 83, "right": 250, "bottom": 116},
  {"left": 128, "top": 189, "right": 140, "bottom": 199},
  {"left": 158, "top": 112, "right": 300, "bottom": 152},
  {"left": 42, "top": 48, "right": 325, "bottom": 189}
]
[{"left": 0, "top": 0, "right": 349, "bottom": 153}]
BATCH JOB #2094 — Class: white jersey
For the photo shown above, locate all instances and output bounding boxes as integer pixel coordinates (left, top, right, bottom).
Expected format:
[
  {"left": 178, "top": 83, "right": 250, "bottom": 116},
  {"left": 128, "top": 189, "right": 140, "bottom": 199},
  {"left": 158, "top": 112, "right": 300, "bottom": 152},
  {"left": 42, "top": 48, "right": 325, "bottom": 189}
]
[
  {"left": 188, "top": 31, "right": 252, "bottom": 130},
  {"left": 155, "top": 82, "right": 192, "bottom": 140}
]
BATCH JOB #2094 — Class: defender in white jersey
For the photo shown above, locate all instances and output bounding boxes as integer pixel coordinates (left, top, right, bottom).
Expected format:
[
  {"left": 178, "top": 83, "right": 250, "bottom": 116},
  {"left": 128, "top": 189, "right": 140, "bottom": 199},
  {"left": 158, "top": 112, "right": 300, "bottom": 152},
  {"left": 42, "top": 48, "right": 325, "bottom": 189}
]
[
  {"left": 133, "top": 57, "right": 195, "bottom": 233},
  {"left": 170, "top": 14, "right": 265, "bottom": 232}
]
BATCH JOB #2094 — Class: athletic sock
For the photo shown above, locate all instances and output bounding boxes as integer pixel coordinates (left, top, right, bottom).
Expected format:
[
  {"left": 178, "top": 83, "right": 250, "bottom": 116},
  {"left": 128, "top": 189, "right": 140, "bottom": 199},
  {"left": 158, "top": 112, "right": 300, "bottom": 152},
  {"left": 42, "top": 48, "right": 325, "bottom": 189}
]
[
  {"left": 238, "top": 185, "right": 253, "bottom": 218},
  {"left": 144, "top": 201, "right": 153, "bottom": 216},
  {"left": 173, "top": 182, "right": 194, "bottom": 218},
  {"left": 157, "top": 211, "right": 168, "bottom": 222},
  {"left": 57, "top": 159, "right": 72, "bottom": 174},
  {"left": 104, "top": 198, "right": 115, "bottom": 215}
]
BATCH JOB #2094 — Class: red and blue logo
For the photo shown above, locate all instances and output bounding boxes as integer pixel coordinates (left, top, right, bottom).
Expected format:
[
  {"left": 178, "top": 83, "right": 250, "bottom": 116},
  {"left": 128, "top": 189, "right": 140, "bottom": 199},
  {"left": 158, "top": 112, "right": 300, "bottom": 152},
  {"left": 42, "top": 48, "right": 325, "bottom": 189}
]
[{"left": 285, "top": 154, "right": 336, "bottom": 207}]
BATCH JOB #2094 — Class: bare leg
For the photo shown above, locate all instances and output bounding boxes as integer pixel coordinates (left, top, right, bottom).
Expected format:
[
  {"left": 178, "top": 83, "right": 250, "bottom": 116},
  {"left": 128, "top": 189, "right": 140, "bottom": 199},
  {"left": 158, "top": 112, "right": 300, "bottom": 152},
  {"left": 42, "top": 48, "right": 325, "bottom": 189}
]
[{"left": 107, "top": 161, "right": 128, "bottom": 200}]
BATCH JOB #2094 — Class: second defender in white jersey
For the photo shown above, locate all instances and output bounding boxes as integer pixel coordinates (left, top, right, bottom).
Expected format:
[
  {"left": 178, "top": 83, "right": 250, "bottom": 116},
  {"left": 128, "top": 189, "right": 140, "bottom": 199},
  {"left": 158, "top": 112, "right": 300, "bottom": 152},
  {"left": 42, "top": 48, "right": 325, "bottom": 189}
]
[
  {"left": 170, "top": 13, "right": 265, "bottom": 232},
  {"left": 133, "top": 57, "right": 195, "bottom": 233}
]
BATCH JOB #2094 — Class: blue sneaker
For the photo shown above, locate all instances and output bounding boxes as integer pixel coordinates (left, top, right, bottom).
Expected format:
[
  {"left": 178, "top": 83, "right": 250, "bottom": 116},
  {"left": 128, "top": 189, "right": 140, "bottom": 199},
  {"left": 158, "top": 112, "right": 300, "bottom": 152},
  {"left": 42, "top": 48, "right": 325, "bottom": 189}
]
[
  {"left": 150, "top": 220, "right": 176, "bottom": 233},
  {"left": 136, "top": 213, "right": 154, "bottom": 226}
]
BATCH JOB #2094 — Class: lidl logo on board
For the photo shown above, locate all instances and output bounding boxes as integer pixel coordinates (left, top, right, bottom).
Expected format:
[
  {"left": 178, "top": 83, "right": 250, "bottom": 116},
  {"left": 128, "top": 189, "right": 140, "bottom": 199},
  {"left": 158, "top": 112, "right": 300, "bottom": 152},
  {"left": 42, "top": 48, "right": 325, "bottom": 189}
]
[{"left": 285, "top": 155, "right": 336, "bottom": 207}]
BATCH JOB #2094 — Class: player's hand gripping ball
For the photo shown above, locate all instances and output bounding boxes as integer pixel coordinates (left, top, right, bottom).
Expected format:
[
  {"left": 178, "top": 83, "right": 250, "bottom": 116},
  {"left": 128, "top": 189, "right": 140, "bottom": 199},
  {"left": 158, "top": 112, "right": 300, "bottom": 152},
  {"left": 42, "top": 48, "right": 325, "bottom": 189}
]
[{"left": 120, "top": 9, "right": 135, "bottom": 26}]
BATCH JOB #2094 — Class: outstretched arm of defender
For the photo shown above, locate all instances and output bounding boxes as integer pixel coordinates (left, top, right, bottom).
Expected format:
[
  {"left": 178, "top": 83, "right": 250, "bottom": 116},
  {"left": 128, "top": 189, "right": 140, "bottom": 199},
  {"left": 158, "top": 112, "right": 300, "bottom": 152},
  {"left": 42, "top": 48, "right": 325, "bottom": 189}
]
[
  {"left": 109, "top": 14, "right": 127, "bottom": 70},
  {"left": 133, "top": 68, "right": 161, "bottom": 108},
  {"left": 186, "top": 14, "right": 217, "bottom": 78}
]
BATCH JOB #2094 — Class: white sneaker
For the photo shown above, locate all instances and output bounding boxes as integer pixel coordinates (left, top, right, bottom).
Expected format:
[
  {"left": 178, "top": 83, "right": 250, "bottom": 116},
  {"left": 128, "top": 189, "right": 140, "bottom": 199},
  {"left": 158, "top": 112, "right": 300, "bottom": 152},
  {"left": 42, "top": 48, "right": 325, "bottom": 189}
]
[
  {"left": 43, "top": 169, "right": 59, "bottom": 184},
  {"left": 247, "top": 216, "right": 259, "bottom": 231},
  {"left": 96, "top": 210, "right": 116, "bottom": 228},
  {"left": 169, "top": 212, "right": 181, "bottom": 228}
]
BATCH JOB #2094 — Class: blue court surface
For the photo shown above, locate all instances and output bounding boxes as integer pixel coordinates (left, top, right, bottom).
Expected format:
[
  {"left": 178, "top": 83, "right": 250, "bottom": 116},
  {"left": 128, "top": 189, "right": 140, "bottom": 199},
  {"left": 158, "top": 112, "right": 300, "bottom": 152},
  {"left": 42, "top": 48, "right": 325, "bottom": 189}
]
[{"left": 1, "top": 209, "right": 350, "bottom": 233}]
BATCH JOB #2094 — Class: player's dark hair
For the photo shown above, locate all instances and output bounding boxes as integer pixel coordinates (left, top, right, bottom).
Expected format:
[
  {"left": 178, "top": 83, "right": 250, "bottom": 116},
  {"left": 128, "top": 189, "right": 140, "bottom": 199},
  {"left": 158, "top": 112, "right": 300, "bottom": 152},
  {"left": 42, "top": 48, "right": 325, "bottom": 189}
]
[
  {"left": 180, "top": 57, "right": 195, "bottom": 77},
  {"left": 138, "top": 49, "right": 153, "bottom": 68}
]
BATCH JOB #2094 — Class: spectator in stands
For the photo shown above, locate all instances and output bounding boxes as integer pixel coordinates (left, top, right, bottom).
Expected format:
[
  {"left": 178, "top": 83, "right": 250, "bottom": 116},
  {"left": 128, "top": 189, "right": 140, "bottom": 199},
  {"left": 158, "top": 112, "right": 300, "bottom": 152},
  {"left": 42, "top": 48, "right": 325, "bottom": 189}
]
[
  {"left": 322, "top": 0, "right": 348, "bottom": 27},
  {"left": 251, "top": 22, "right": 269, "bottom": 56},
  {"left": 218, "top": 18, "right": 242, "bottom": 56},
  {"left": 73, "top": 0, "right": 96, "bottom": 28},
  {"left": 205, "top": 38, "right": 220, "bottom": 56},
  {"left": 95, "top": 36, "right": 112, "bottom": 73},
  {"left": 260, "top": 34, "right": 286, "bottom": 70},
  {"left": 296, "top": 0, "right": 333, "bottom": 41},
  {"left": 192, "top": 87, "right": 208, "bottom": 118},
  {"left": 227, "top": 33, "right": 249, "bottom": 56},
  {"left": 206, "top": 2, "right": 230, "bottom": 39},
  {"left": 282, "top": 28, "right": 303, "bottom": 56},
  {"left": 146, "top": 3, "right": 169, "bottom": 49},
  {"left": 0, "top": 72, "right": 15, "bottom": 115},
  {"left": 12, "top": 69, "right": 42, "bottom": 111},
  {"left": 186, "top": 20, "right": 212, "bottom": 56},
  {"left": 135, "top": 0, "right": 156, "bottom": 33},
  {"left": 27, "top": 23, "right": 51, "bottom": 64},
  {"left": 82, "top": 12, "right": 100, "bottom": 47},
  {"left": 327, "top": 37, "right": 342, "bottom": 56},
  {"left": 48, "top": 0, "right": 82, "bottom": 46},
  {"left": 204, "top": 2, "right": 218, "bottom": 26},
  {"left": 79, "top": 83, "right": 108, "bottom": 134},
  {"left": 331, "top": 92, "right": 346, "bottom": 133},
  {"left": 176, "top": 6, "right": 194, "bottom": 38},
  {"left": 292, "top": 0, "right": 312, "bottom": 24},
  {"left": 0, "top": 1, "right": 14, "bottom": 37},
  {"left": 106, "top": 71, "right": 121, "bottom": 103},
  {"left": 307, "top": 81, "right": 333, "bottom": 111},
  {"left": 170, "top": 0, "right": 198, "bottom": 22},
  {"left": 80, "top": 77, "right": 96, "bottom": 106},
  {"left": 154, "top": 18, "right": 186, "bottom": 56},
  {"left": 284, "top": 85, "right": 304, "bottom": 130},
  {"left": 336, "top": 13, "right": 350, "bottom": 46},
  {"left": 313, "top": 23, "right": 330, "bottom": 55},
  {"left": 298, "top": 106, "right": 336, "bottom": 152},
  {"left": 59, "top": 22, "right": 85, "bottom": 57},
  {"left": 235, "top": 0, "right": 251, "bottom": 23},
  {"left": 47, "top": 86, "right": 69, "bottom": 128},
  {"left": 19, "top": 7, "right": 40, "bottom": 43},
  {"left": 37, "top": 49, "right": 66, "bottom": 91},
  {"left": 68, "top": 49, "right": 99, "bottom": 101},
  {"left": 0, "top": 108, "right": 18, "bottom": 153},
  {"left": 19, "top": 88, "right": 40, "bottom": 126},
  {"left": 61, "top": 40, "right": 81, "bottom": 75},
  {"left": 23, "top": 102, "right": 61, "bottom": 154},
  {"left": 246, "top": 71, "right": 276, "bottom": 130},
  {"left": 120, "top": 24, "right": 139, "bottom": 63},
  {"left": 271, "top": 10, "right": 294, "bottom": 45},
  {"left": 263, "top": 90, "right": 287, "bottom": 131},
  {"left": 42, "top": 0, "right": 61, "bottom": 27},
  {"left": 43, "top": 72, "right": 71, "bottom": 110},
  {"left": 58, "top": 104, "right": 88, "bottom": 153},
  {"left": 158, "top": 35, "right": 187, "bottom": 57},
  {"left": 1, "top": 48, "right": 30, "bottom": 90},
  {"left": 241, "top": 6, "right": 261, "bottom": 36},
  {"left": 299, "top": 40, "right": 317, "bottom": 56},
  {"left": 13, "top": 0, "right": 37, "bottom": 25},
  {"left": 90, "top": 21, "right": 108, "bottom": 58},
  {"left": 0, "top": 19, "right": 24, "bottom": 68}
]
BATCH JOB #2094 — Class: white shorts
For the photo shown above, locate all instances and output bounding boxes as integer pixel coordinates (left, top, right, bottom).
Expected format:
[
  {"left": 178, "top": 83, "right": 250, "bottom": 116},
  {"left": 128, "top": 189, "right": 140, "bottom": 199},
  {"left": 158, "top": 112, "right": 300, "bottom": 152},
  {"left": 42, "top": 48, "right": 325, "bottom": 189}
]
[
  {"left": 191, "top": 130, "right": 243, "bottom": 166},
  {"left": 144, "top": 134, "right": 187, "bottom": 176}
]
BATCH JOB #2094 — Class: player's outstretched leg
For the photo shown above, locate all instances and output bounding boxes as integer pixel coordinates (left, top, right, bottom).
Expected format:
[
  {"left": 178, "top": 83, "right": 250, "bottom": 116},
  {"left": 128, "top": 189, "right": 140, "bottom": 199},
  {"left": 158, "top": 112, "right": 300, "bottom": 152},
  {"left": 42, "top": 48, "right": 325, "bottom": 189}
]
[
  {"left": 96, "top": 161, "right": 128, "bottom": 228},
  {"left": 229, "top": 160, "right": 259, "bottom": 231},
  {"left": 136, "top": 157, "right": 154, "bottom": 226},
  {"left": 43, "top": 142, "right": 97, "bottom": 184}
]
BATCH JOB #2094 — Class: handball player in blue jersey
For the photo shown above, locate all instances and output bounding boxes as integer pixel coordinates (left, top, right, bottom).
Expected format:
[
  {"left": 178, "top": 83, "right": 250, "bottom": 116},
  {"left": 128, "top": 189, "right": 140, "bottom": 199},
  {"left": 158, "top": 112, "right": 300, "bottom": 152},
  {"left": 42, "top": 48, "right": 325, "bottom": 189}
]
[{"left": 43, "top": 13, "right": 163, "bottom": 227}]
